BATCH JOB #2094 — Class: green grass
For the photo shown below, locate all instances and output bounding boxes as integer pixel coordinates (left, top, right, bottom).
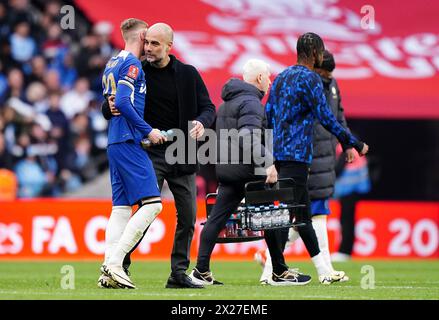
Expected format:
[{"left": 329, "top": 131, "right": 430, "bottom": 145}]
[{"left": 0, "top": 260, "right": 438, "bottom": 300}]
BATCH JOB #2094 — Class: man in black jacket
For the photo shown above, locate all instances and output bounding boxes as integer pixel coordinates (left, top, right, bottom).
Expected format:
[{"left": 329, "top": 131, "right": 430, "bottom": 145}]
[
  {"left": 257, "top": 50, "right": 354, "bottom": 283},
  {"left": 188, "top": 59, "right": 312, "bottom": 286},
  {"left": 102, "top": 23, "right": 216, "bottom": 289}
]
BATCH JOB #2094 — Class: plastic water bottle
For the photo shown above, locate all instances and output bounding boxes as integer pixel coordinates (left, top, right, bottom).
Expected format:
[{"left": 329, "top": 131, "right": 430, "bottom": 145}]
[
  {"left": 279, "top": 203, "right": 290, "bottom": 226},
  {"left": 141, "top": 129, "right": 174, "bottom": 148},
  {"left": 272, "top": 206, "right": 281, "bottom": 227},
  {"left": 252, "top": 208, "right": 262, "bottom": 229},
  {"left": 262, "top": 205, "right": 274, "bottom": 228},
  {"left": 280, "top": 204, "right": 290, "bottom": 226}
]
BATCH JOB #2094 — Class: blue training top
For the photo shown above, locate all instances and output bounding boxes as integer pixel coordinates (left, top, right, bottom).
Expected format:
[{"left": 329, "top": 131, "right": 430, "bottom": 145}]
[{"left": 266, "top": 65, "right": 361, "bottom": 164}]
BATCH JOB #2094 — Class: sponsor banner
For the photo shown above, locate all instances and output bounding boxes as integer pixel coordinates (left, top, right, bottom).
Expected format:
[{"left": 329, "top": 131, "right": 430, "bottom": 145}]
[
  {"left": 76, "top": 0, "right": 439, "bottom": 119},
  {"left": 0, "top": 199, "right": 438, "bottom": 260}
]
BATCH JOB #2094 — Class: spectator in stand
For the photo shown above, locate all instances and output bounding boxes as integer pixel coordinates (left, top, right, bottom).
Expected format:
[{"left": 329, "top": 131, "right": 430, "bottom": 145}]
[
  {"left": 4, "top": 68, "right": 26, "bottom": 103},
  {"left": 44, "top": 1, "right": 62, "bottom": 24},
  {"left": 70, "top": 112, "right": 97, "bottom": 181},
  {"left": 9, "top": 21, "right": 37, "bottom": 67},
  {"left": 60, "top": 77, "right": 94, "bottom": 119},
  {"left": 7, "top": 0, "right": 36, "bottom": 30},
  {"left": 51, "top": 50, "right": 77, "bottom": 91},
  {"left": 75, "top": 33, "right": 106, "bottom": 93},
  {"left": 93, "top": 21, "right": 115, "bottom": 61},
  {"left": 15, "top": 155, "right": 47, "bottom": 197},
  {"left": 46, "top": 92, "right": 75, "bottom": 174},
  {"left": 26, "top": 82, "right": 48, "bottom": 114},
  {"left": 42, "top": 23, "right": 66, "bottom": 63},
  {"left": 44, "top": 69, "right": 62, "bottom": 95},
  {"left": 27, "top": 56, "right": 47, "bottom": 85},
  {"left": 14, "top": 121, "right": 57, "bottom": 198}
]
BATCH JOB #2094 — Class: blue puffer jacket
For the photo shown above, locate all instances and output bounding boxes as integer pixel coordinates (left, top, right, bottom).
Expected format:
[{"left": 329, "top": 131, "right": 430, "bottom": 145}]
[{"left": 266, "top": 65, "right": 363, "bottom": 164}]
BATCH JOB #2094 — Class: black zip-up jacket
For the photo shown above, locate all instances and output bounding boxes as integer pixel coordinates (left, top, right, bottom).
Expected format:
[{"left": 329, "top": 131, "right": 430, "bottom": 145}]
[
  {"left": 102, "top": 55, "right": 216, "bottom": 175},
  {"left": 308, "top": 76, "right": 351, "bottom": 200}
]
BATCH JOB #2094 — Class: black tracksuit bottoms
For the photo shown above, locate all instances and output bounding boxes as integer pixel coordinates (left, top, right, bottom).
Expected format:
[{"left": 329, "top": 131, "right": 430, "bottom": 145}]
[
  {"left": 276, "top": 161, "right": 321, "bottom": 258},
  {"left": 195, "top": 180, "right": 290, "bottom": 275}
]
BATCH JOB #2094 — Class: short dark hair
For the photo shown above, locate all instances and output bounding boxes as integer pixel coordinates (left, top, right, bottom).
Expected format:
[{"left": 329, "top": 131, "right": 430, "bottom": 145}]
[
  {"left": 296, "top": 32, "right": 325, "bottom": 61},
  {"left": 320, "top": 50, "right": 336, "bottom": 72}
]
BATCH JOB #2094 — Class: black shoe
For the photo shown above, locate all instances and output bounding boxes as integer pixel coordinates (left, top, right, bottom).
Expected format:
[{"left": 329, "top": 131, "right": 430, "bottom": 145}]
[
  {"left": 165, "top": 273, "right": 204, "bottom": 289},
  {"left": 269, "top": 270, "right": 312, "bottom": 286}
]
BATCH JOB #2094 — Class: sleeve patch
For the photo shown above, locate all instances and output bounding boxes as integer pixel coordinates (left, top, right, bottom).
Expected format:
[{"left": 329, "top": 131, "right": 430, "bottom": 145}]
[{"left": 127, "top": 65, "right": 139, "bottom": 79}]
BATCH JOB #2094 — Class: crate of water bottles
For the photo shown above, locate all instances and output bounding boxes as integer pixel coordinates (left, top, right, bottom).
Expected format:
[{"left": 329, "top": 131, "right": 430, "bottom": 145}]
[
  {"left": 241, "top": 203, "right": 299, "bottom": 231},
  {"left": 205, "top": 194, "right": 265, "bottom": 243},
  {"left": 241, "top": 178, "right": 306, "bottom": 231}
]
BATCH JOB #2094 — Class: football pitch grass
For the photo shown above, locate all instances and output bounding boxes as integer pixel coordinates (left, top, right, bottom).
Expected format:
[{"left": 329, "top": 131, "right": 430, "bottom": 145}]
[{"left": 0, "top": 260, "right": 438, "bottom": 300}]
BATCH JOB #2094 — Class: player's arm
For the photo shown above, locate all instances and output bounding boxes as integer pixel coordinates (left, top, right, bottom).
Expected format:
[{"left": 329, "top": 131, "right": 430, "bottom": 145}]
[
  {"left": 115, "top": 62, "right": 152, "bottom": 137},
  {"left": 306, "top": 75, "right": 367, "bottom": 155}
]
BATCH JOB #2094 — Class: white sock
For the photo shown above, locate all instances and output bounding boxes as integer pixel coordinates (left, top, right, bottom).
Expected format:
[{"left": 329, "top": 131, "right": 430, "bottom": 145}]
[
  {"left": 312, "top": 215, "right": 335, "bottom": 273},
  {"left": 260, "top": 248, "right": 273, "bottom": 281},
  {"left": 287, "top": 227, "right": 300, "bottom": 244},
  {"left": 108, "top": 202, "right": 162, "bottom": 267},
  {"left": 104, "top": 206, "right": 131, "bottom": 266},
  {"left": 311, "top": 253, "right": 332, "bottom": 276}
]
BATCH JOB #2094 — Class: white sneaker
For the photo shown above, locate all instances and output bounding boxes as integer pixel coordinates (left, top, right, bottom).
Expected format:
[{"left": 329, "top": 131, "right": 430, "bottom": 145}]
[
  {"left": 103, "top": 265, "right": 136, "bottom": 289},
  {"left": 260, "top": 279, "right": 269, "bottom": 285},
  {"left": 331, "top": 252, "right": 351, "bottom": 262},
  {"left": 97, "top": 273, "right": 119, "bottom": 289},
  {"left": 319, "top": 271, "right": 346, "bottom": 285},
  {"left": 333, "top": 270, "right": 349, "bottom": 282}
]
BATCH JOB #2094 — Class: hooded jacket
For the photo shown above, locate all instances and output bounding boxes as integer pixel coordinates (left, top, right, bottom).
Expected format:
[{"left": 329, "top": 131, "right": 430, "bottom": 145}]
[{"left": 215, "top": 79, "right": 273, "bottom": 183}]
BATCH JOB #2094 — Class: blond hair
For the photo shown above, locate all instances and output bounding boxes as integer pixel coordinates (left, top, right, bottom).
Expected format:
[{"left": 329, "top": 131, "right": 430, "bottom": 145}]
[{"left": 120, "top": 18, "right": 148, "bottom": 42}]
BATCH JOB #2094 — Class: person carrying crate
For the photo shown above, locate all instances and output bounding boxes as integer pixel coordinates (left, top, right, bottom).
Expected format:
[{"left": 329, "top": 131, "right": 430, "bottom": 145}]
[{"left": 188, "top": 59, "right": 312, "bottom": 286}]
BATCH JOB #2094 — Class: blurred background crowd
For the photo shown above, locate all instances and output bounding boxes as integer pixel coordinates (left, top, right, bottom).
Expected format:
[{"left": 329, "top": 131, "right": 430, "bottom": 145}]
[{"left": 0, "top": 0, "right": 112, "bottom": 198}]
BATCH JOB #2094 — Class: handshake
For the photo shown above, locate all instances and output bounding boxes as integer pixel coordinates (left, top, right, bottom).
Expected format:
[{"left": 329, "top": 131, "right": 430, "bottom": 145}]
[{"left": 141, "top": 129, "right": 173, "bottom": 149}]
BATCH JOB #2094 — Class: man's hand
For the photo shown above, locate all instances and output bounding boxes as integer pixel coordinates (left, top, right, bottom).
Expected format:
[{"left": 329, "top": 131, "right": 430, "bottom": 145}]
[
  {"left": 345, "top": 148, "right": 356, "bottom": 163},
  {"left": 265, "top": 165, "right": 278, "bottom": 184},
  {"left": 360, "top": 143, "right": 369, "bottom": 156},
  {"left": 190, "top": 120, "right": 205, "bottom": 139},
  {"left": 147, "top": 129, "right": 167, "bottom": 145},
  {"left": 108, "top": 95, "right": 121, "bottom": 116}
]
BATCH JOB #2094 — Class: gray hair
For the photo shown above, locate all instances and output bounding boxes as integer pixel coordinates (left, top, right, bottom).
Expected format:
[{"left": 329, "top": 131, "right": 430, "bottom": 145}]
[{"left": 242, "top": 59, "right": 270, "bottom": 82}]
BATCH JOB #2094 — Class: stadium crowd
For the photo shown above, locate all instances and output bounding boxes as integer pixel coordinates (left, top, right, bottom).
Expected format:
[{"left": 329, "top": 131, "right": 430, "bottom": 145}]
[{"left": 0, "top": 0, "right": 113, "bottom": 198}]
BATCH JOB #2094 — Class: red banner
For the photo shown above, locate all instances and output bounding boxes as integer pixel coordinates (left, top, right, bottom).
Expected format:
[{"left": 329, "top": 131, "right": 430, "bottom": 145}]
[
  {"left": 0, "top": 199, "right": 438, "bottom": 260},
  {"left": 76, "top": 0, "right": 439, "bottom": 119}
]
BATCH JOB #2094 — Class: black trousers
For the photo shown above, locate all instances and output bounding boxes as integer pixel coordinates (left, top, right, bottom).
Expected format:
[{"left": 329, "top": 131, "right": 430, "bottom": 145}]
[
  {"left": 276, "top": 161, "right": 321, "bottom": 258},
  {"left": 123, "top": 147, "right": 197, "bottom": 276},
  {"left": 196, "top": 180, "right": 290, "bottom": 275},
  {"left": 338, "top": 193, "right": 359, "bottom": 255}
]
